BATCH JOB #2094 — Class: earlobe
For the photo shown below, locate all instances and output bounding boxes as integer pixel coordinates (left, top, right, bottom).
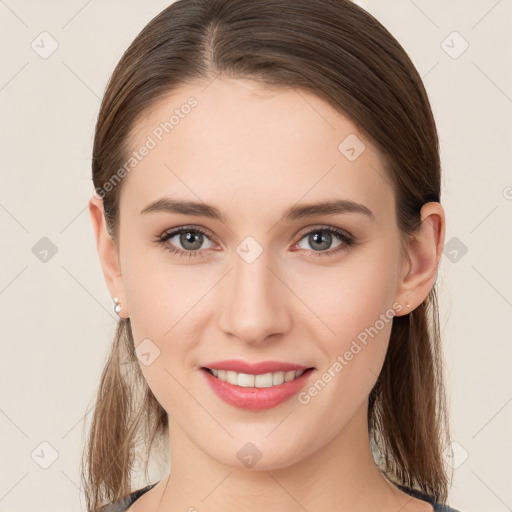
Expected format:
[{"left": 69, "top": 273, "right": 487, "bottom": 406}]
[
  {"left": 88, "top": 195, "right": 127, "bottom": 315},
  {"left": 395, "top": 202, "right": 446, "bottom": 315}
]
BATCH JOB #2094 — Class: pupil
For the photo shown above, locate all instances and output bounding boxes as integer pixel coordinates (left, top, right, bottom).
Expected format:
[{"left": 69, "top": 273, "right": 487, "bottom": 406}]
[
  {"left": 181, "top": 231, "right": 202, "bottom": 250},
  {"left": 311, "top": 231, "right": 331, "bottom": 251}
]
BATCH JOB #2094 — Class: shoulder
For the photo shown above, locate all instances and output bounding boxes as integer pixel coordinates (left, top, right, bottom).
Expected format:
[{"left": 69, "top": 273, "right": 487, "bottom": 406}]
[
  {"left": 95, "top": 482, "right": 159, "bottom": 512},
  {"left": 397, "top": 484, "right": 463, "bottom": 512}
]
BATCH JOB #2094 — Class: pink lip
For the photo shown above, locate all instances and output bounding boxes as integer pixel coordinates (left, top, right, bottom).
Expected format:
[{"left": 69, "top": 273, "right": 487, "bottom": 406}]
[
  {"left": 200, "top": 365, "right": 316, "bottom": 410},
  {"left": 201, "top": 359, "right": 311, "bottom": 374}
]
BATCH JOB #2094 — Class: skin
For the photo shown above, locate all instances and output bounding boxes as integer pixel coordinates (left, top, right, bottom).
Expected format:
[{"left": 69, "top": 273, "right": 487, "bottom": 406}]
[{"left": 89, "top": 77, "right": 445, "bottom": 512}]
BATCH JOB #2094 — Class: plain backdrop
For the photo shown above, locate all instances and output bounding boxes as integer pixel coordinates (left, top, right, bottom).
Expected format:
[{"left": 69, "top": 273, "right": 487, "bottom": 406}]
[{"left": 1, "top": 1, "right": 511, "bottom": 511}]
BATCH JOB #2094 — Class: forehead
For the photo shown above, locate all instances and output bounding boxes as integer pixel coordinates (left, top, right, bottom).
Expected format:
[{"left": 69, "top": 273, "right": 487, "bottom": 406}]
[{"left": 121, "top": 78, "right": 394, "bottom": 224}]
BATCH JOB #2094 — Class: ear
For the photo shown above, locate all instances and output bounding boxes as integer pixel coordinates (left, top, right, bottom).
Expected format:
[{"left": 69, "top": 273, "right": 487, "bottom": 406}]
[
  {"left": 89, "top": 193, "right": 128, "bottom": 318},
  {"left": 394, "top": 202, "right": 446, "bottom": 315}
]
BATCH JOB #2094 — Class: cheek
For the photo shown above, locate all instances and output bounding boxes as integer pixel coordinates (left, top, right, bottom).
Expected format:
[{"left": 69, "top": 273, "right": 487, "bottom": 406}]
[
  {"left": 302, "top": 250, "right": 398, "bottom": 343},
  {"left": 121, "top": 251, "right": 212, "bottom": 401},
  {"left": 122, "top": 247, "right": 213, "bottom": 340},
  {"left": 300, "top": 248, "right": 399, "bottom": 393}
]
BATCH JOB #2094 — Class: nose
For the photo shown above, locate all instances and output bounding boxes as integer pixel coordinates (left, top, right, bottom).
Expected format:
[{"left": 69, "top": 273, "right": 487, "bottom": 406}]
[{"left": 218, "top": 247, "right": 292, "bottom": 345}]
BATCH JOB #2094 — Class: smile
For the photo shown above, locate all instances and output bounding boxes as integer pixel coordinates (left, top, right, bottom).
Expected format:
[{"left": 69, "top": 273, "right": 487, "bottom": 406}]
[
  {"left": 204, "top": 368, "right": 309, "bottom": 388},
  {"left": 201, "top": 367, "right": 316, "bottom": 410}
]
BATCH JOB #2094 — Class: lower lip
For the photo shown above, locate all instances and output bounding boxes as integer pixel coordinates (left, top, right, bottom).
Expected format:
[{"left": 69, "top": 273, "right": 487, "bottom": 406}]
[{"left": 201, "top": 368, "right": 315, "bottom": 410}]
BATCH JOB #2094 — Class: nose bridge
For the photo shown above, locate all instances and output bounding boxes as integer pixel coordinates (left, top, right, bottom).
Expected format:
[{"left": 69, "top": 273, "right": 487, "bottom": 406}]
[{"left": 219, "top": 243, "right": 290, "bottom": 343}]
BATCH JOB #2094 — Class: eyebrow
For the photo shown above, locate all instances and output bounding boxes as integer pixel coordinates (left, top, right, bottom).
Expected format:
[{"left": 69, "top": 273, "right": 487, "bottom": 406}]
[{"left": 140, "top": 197, "right": 375, "bottom": 222}]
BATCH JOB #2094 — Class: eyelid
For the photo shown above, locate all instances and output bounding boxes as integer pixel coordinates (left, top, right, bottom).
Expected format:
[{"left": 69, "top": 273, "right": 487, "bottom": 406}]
[
  {"left": 294, "top": 224, "right": 352, "bottom": 240},
  {"left": 160, "top": 224, "right": 216, "bottom": 240}
]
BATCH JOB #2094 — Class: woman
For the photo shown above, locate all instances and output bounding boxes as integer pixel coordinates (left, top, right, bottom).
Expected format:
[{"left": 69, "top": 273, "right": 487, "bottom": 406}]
[{"left": 83, "top": 0, "right": 462, "bottom": 510}]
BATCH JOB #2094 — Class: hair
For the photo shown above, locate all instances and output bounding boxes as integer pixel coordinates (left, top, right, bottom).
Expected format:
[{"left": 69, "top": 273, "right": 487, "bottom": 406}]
[{"left": 82, "top": 0, "right": 452, "bottom": 510}]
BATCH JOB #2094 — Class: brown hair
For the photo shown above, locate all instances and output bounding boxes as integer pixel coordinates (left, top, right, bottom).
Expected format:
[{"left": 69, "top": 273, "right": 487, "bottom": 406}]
[{"left": 83, "top": 0, "right": 451, "bottom": 510}]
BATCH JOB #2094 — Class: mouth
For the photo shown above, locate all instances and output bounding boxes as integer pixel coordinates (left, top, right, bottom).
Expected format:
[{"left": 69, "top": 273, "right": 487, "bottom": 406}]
[
  {"left": 201, "top": 367, "right": 315, "bottom": 388},
  {"left": 200, "top": 366, "right": 316, "bottom": 410}
]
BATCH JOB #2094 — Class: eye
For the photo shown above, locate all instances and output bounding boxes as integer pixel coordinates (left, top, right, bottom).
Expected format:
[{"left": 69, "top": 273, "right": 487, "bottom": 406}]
[
  {"left": 157, "top": 226, "right": 216, "bottom": 258},
  {"left": 157, "top": 225, "right": 356, "bottom": 259},
  {"left": 292, "top": 226, "right": 355, "bottom": 257}
]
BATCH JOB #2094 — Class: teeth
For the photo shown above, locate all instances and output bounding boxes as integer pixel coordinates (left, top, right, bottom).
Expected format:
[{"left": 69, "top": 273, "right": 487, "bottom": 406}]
[
  {"left": 255, "top": 373, "right": 272, "bottom": 387},
  {"left": 226, "top": 370, "right": 237, "bottom": 385},
  {"left": 273, "top": 372, "right": 285, "bottom": 385},
  {"left": 208, "top": 368, "right": 307, "bottom": 388},
  {"left": 284, "top": 370, "right": 296, "bottom": 382}
]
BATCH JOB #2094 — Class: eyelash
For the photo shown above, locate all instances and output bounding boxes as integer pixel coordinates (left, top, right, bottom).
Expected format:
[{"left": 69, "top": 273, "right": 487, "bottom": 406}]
[{"left": 156, "top": 225, "right": 356, "bottom": 259}]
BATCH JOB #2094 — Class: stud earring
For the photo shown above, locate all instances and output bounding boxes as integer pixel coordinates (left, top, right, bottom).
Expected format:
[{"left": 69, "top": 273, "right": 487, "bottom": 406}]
[
  {"left": 113, "top": 297, "right": 122, "bottom": 316},
  {"left": 406, "top": 304, "right": 410, "bottom": 308}
]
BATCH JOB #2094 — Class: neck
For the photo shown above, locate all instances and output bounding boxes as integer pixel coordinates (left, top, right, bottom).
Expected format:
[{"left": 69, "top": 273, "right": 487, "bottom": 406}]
[{"left": 153, "top": 401, "right": 402, "bottom": 512}]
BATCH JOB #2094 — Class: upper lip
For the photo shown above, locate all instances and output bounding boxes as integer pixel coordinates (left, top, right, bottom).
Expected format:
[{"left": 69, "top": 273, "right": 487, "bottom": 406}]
[{"left": 201, "top": 359, "right": 313, "bottom": 374}]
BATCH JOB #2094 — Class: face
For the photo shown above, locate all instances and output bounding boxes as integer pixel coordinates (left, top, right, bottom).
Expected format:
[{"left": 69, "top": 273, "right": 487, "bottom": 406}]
[{"left": 111, "top": 77, "right": 408, "bottom": 470}]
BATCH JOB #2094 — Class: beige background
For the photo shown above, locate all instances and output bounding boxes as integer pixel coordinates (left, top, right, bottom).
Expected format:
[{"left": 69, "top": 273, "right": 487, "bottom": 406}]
[{"left": 1, "top": 1, "right": 511, "bottom": 511}]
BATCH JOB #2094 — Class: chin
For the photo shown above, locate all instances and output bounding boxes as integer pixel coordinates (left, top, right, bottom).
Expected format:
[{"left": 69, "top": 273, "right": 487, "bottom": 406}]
[{"left": 199, "top": 434, "right": 310, "bottom": 472}]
